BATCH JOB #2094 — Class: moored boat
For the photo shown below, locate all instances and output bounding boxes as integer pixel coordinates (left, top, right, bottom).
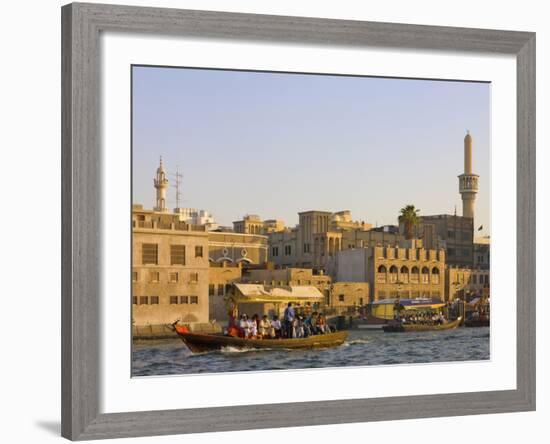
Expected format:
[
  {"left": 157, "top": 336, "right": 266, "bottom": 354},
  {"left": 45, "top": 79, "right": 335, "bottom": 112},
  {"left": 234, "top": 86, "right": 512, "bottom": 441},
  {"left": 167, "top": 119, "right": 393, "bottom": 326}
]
[
  {"left": 174, "top": 324, "right": 348, "bottom": 353},
  {"left": 382, "top": 317, "right": 462, "bottom": 333}
]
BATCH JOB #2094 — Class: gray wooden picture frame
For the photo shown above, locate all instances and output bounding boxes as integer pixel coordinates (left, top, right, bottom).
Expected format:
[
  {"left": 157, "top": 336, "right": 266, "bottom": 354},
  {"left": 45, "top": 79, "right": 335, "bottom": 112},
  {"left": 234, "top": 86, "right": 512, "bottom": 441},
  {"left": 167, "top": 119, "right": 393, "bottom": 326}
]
[{"left": 61, "top": 2, "right": 536, "bottom": 440}]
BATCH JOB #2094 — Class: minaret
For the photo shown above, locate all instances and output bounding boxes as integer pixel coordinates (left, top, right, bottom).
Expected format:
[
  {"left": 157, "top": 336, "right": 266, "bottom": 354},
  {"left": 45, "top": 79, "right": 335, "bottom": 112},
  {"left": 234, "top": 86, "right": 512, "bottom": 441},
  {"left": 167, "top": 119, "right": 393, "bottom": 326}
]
[
  {"left": 458, "top": 131, "right": 479, "bottom": 219},
  {"left": 153, "top": 156, "right": 169, "bottom": 212}
]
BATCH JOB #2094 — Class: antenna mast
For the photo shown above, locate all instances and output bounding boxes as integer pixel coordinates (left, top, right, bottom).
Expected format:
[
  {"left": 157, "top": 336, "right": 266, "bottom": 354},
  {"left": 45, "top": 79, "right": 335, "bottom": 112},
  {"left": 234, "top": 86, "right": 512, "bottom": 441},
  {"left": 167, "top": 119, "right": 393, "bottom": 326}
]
[{"left": 173, "top": 166, "right": 183, "bottom": 208}]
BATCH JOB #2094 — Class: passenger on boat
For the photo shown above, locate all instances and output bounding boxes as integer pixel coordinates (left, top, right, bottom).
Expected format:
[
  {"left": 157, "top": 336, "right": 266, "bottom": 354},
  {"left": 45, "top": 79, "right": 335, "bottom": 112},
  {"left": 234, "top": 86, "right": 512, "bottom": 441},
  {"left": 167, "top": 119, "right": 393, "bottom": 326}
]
[
  {"left": 259, "top": 315, "right": 274, "bottom": 338},
  {"left": 317, "top": 313, "right": 327, "bottom": 333},
  {"left": 239, "top": 314, "right": 251, "bottom": 338},
  {"left": 284, "top": 302, "right": 296, "bottom": 338},
  {"left": 294, "top": 316, "right": 305, "bottom": 338},
  {"left": 271, "top": 315, "right": 282, "bottom": 338},
  {"left": 250, "top": 314, "right": 260, "bottom": 338}
]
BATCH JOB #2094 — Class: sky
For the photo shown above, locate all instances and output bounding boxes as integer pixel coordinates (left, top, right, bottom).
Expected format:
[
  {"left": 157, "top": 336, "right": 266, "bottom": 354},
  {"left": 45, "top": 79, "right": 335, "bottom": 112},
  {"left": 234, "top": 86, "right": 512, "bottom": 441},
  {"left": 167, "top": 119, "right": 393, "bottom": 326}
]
[{"left": 132, "top": 66, "right": 491, "bottom": 235}]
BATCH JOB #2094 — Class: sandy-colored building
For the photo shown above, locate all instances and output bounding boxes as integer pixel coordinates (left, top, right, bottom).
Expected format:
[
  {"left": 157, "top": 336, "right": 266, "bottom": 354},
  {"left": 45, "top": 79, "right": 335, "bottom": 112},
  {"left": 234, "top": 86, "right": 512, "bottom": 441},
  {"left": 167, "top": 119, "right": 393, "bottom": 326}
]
[
  {"left": 208, "top": 264, "right": 243, "bottom": 323},
  {"left": 268, "top": 210, "right": 401, "bottom": 271},
  {"left": 474, "top": 236, "right": 490, "bottom": 270},
  {"left": 233, "top": 214, "right": 285, "bottom": 235},
  {"left": 207, "top": 231, "right": 268, "bottom": 265},
  {"left": 446, "top": 266, "right": 490, "bottom": 300},
  {"left": 417, "top": 214, "right": 474, "bottom": 267},
  {"left": 132, "top": 208, "right": 210, "bottom": 328},
  {"left": 330, "top": 246, "right": 446, "bottom": 301},
  {"left": 242, "top": 267, "right": 369, "bottom": 308}
]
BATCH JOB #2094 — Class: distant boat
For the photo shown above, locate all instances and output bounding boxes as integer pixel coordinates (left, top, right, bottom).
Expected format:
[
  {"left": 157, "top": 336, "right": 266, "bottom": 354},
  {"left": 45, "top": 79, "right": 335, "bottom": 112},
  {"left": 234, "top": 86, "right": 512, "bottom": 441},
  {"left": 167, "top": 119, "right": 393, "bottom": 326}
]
[
  {"left": 174, "top": 324, "right": 348, "bottom": 353},
  {"left": 382, "top": 317, "right": 462, "bottom": 333}
]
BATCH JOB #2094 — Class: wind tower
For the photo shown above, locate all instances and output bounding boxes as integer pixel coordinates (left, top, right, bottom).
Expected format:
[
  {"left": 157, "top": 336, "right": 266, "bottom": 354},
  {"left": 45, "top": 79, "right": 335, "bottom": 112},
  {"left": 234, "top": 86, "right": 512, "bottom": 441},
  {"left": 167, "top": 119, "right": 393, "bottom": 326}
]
[
  {"left": 153, "top": 156, "right": 169, "bottom": 212},
  {"left": 458, "top": 131, "right": 479, "bottom": 219}
]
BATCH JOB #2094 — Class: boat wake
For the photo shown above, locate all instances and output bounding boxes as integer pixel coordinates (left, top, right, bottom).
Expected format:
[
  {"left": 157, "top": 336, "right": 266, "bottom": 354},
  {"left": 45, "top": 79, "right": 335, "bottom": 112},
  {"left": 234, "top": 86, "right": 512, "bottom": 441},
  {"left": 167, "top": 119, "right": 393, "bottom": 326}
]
[
  {"left": 220, "top": 346, "right": 269, "bottom": 354},
  {"left": 342, "top": 338, "right": 372, "bottom": 347}
]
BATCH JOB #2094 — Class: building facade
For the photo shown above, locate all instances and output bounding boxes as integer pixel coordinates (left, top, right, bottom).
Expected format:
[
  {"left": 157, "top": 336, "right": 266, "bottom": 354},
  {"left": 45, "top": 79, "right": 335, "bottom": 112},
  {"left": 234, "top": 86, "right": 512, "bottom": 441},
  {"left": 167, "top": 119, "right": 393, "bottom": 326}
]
[
  {"left": 330, "top": 246, "right": 446, "bottom": 301},
  {"left": 418, "top": 214, "right": 474, "bottom": 267},
  {"left": 446, "top": 266, "right": 490, "bottom": 300},
  {"left": 208, "top": 231, "right": 268, "bottom": 265},
  {"left": 132, "top": 208, "right": 210, "bottom": 327}
]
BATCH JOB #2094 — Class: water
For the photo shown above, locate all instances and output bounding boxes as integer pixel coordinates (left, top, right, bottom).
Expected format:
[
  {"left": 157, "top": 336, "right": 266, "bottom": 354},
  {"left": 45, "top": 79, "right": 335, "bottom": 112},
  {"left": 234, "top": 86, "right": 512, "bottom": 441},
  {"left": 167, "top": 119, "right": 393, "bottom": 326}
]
[{"left": 132, "top": 327, "right": 490, "bottom": 377}]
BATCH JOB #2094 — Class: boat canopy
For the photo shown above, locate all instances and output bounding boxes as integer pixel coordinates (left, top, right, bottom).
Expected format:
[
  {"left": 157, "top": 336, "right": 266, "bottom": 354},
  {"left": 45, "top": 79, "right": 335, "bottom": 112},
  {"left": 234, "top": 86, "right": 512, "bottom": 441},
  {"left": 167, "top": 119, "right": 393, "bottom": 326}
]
[
  {"left": 233, "top": 283, "right": 325, "bottom": 304},
  {"left": 371, "top": 298, "right": 446, "bottom": 320}
]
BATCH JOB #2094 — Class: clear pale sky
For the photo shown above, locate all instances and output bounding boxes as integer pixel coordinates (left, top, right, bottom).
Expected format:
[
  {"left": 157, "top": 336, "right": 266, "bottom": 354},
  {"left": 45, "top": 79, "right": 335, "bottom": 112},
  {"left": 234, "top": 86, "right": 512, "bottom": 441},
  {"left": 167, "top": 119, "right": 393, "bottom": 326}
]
[{"left": 132, "top": 66, "right": 490, "bottom": 234}]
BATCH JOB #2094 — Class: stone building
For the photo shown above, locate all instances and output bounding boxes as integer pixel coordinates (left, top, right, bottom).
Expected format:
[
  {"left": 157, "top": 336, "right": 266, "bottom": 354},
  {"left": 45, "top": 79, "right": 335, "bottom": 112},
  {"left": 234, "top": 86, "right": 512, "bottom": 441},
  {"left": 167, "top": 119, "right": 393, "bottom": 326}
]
[
  {"left": 233, "top": 214, "right": 285, "bottom": 235},
  {"left": 417, "top": 214, "right": 474, "bottom": 267},
  {"left": 446, "top": 266, "right": 490, "bottom": 300},
  {"left": 208, "top": 264, "right": 243, "bottom": 323},
  {"left": 242, "top": 267, "right": 369, "bottom": 308},
  {"left": 474, "top": 236, "right": 490, "bottom": 270},
  {"left": 207, "top": 231, "right": 268, "bottom": 265},
  {"left": 329, "top": 246, "right": 446, "bottom": 301},
  {"left": 268, "top": 210, "right": 401, "bottom": 271},
  {"left": 132, "top": 207, "right": 210, "bottom": 328}
]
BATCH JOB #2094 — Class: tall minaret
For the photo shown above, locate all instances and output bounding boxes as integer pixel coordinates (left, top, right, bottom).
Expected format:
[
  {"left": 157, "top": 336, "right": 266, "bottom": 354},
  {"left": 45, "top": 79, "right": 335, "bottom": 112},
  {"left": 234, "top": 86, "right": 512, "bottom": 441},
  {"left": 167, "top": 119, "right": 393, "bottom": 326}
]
[
  {"left": 153, "top": 156, "right": 169, "bottom": 212},
  {"left": 458, "top": 131, "right": 479, "bottom": 219}
]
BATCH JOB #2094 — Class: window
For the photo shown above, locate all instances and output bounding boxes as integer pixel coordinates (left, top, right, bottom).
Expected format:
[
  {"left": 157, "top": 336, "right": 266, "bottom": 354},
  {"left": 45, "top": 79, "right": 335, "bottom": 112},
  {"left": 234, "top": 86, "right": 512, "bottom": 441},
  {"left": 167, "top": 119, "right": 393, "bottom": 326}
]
[
  {"left": 190, "top": 296, "right": 199, "bottom": 304},
  {"left": 170, "top": 296, "right": 178, "bottom": 304},
  {"left": 272, "top": 247, "right": 279, "bottom": 257},
  {"left": 139, "top": 296, "right": 148, "bottom": 305},
  {"left": 149, "top": 271, "right": 160, "bottom": 283},
  {"left": 142, "top": 243, "right": 158, "bottom": 264},
  {"left": 180, "top": 296, "right": 189, "bottom": 304},
  {"left": 303, "top": 243, "right": 310, "bottom": 253},
  {"left": 195, "top": 246, "right": 203, "bottom": 258},
  {"left": 389, "top": 266, "right": 398, "bottom": 283},
  {"left": 338, "top": 294, "right": 345, "bottom": 302},
  {"left": 284, "top": 245, "right": 292, "bottom": 255},
  {"left": 189, "top": 272, "right": 199, "bottom": 283},
  {"left": 218, "top": 284, "right": 224, "bottom": 296},
  {"left": 473, "top": 275, "right": 477, "bottom": 284},
  {"left": 378, "top": 291, "right": 386, "bottom": 299},
  {"left": 447, "top": 230, "right": 455, "bottom": 239},
  {"left": 225, "top": 284, "right": 232, "bottom": 294},
  {"left": 132, "top": 271, "right": 138, "bottom": 282},
  {"left": 132, "top": 296, "right": 137, "bottom": 305},
  {"left": 209, "top": 284, "right": 215, "bottom": 296},
  {"left": 411, "top": 266, "right": 419, "bottom": 283},
  {"left": 170, "top": 244, "right": 186, "bottom": 265},
  {"left": 448, "top": 248, "right": 455, "bottom": 256},
  {"left": 169, "top": 272, "right": 178, "bottom": 283},
  {"left": 431, "top": 267, "right": 440, "bottom": 284},
  {"left": 150, "top": 296, "right": 159, "bottom": 304}
]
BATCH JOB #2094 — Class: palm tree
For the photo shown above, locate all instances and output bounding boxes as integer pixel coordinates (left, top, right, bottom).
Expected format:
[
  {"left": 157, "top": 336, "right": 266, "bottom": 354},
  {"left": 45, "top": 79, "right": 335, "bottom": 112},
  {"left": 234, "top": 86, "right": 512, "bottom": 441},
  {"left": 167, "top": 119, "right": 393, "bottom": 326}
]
[{"left": 398, "top": 205, "right": 420, "bottom": 240}]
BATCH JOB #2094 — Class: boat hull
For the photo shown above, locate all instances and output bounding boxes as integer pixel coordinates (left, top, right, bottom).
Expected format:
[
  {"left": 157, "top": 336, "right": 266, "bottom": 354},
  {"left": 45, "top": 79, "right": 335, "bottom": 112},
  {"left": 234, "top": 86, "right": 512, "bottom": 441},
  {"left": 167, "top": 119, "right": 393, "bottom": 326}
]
[
  {"left": 175, "top": 327, "right": 349, "bottom": 353},
  {"left": 382, "top": 317, "right": 462, "bottom": 333}
]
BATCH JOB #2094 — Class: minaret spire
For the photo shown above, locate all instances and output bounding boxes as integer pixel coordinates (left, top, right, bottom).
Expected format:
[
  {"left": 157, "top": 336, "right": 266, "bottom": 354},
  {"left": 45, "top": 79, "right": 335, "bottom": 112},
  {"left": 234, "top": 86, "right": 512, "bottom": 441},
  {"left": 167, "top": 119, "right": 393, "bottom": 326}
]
[
  {"left": 153, "top": 156, "right": 169, "bottom": 212},
  {"left": 458, "top": 131, "right": 479, "bottom": 220}
]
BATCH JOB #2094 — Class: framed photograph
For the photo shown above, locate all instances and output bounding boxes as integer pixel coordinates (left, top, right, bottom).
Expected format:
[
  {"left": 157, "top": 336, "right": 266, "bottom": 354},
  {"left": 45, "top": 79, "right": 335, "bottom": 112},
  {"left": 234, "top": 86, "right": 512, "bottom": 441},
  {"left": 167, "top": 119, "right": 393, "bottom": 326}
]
[{"left": 62, "top": 2, "right": 535, "bottom": 440}]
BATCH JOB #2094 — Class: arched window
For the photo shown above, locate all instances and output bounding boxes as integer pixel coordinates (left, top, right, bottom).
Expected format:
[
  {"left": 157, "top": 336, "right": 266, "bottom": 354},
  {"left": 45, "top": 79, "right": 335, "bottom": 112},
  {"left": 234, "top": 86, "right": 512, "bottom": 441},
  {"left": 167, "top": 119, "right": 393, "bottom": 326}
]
[
  {"left": 400, "top": 266, "right": 409, "bottom": 283},
  {"left": 431, "top": 267, "right": 440, "bottom": 284},
  {"left": 389, "top": 265, "right": 398, "bottom": 283},
  {"left": 411, "top": 266, "right": 419, "bottom": 283},
  {"left": 421, "top": 266, "right": 430, "bottom": 284},
  {"left": 377, "top": 265, "right": 387, "bottom": 283}
]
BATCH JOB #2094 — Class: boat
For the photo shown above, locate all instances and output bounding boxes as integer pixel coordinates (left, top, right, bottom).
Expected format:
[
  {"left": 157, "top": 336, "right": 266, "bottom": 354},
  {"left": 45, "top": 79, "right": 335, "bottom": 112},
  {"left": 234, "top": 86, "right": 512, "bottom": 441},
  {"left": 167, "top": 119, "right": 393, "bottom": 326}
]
[
  {"left": 465, "top": 318, "right": 490, "bottom": 327},
  {"left": 382, "top": 317, "right": 462, "bottom": 333},
  {"left": 174, "top": 324, "right": 349, "bottom": 353}
]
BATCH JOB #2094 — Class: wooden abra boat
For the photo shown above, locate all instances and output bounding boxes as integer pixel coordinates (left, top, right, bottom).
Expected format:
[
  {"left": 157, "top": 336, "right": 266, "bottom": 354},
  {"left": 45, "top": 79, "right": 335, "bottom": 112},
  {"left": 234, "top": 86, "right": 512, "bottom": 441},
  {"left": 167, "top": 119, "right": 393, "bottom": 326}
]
[
  {"left": 382, "top": 317, "right": 462, "bottom": 333},
  {"left": 174, "top": 324, "right": 348, "bottom": 353}
]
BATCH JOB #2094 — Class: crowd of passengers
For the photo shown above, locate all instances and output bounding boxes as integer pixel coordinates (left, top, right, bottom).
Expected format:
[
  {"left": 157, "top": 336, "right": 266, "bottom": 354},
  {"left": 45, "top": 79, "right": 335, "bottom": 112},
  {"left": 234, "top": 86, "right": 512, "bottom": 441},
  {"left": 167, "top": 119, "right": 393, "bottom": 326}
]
[
  {"left": 227, "top": 302, "right": 335, "bottom": 339},
  {"left": 395, "top": 312, "right": 447, "bottom": 325}
]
